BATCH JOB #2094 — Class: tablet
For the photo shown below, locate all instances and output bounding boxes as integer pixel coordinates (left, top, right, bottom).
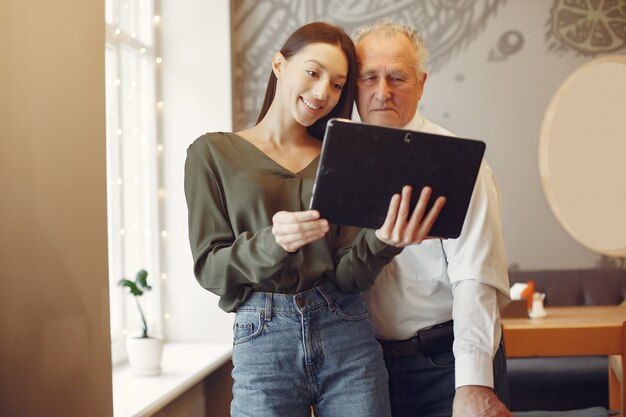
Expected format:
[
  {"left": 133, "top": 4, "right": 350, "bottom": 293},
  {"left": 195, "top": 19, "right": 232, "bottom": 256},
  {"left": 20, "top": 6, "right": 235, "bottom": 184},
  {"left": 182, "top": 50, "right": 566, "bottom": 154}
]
[{"left": 309, "top": 118, "right": 486, "bottom": 238}]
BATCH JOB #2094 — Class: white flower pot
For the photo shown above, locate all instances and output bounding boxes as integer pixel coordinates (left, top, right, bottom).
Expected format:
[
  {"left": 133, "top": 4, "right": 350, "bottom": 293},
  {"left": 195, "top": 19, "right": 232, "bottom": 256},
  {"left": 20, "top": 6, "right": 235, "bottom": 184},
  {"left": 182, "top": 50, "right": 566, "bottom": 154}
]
[{"left": 126, "top": 336, "right": 163, "bottom": 376}]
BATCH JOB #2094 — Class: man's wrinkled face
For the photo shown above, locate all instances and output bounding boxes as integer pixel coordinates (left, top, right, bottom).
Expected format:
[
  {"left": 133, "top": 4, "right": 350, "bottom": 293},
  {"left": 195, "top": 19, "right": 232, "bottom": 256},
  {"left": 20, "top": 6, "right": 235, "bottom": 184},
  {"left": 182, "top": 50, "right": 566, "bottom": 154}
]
[{"left": 356, "top": 33, "right": 426, "bottom": 128}]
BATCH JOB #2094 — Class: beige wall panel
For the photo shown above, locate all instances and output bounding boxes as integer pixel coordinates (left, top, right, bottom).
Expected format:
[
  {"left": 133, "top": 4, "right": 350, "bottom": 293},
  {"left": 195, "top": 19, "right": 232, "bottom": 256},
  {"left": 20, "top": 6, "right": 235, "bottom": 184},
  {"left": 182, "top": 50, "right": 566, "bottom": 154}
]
[{"left": 0, "top": 1, "right": 113, "bottom": 416}]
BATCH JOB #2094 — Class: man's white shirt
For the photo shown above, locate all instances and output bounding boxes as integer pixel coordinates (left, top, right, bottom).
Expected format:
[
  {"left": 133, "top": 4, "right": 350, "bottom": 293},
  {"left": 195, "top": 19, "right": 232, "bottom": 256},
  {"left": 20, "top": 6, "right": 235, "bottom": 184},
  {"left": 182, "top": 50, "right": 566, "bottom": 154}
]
[{"left": 363, "top": 111, "right": 511, "bottom": 388}]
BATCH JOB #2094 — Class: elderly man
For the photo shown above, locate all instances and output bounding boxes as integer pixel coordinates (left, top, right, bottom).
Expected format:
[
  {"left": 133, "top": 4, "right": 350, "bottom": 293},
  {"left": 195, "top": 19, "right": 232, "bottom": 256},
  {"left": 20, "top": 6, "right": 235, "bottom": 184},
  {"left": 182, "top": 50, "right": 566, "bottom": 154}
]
[{"left": 353, "top": 19, "right": 513, "bottom": 417}]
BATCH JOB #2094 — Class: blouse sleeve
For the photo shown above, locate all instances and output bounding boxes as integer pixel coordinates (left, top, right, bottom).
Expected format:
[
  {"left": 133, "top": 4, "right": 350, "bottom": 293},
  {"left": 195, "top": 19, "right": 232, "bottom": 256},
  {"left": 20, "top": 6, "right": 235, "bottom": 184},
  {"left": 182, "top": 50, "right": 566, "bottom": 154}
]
[
  {"left": 184, "top": 145, "right": 297, "bottom": 309},
  {"left": 332, "top": 226, "right": 402, "bottom": 293}
]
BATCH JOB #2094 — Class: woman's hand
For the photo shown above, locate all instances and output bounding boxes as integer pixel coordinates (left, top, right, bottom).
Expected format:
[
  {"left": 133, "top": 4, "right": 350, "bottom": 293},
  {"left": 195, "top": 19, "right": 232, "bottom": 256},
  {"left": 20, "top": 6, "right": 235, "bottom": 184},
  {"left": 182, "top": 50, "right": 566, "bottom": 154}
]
[
  {"left": 375, "top": 185, "right": 446, "bottom": 247},
  {"left": 272, "top": 210, "right": 329, "bottom": 253}
]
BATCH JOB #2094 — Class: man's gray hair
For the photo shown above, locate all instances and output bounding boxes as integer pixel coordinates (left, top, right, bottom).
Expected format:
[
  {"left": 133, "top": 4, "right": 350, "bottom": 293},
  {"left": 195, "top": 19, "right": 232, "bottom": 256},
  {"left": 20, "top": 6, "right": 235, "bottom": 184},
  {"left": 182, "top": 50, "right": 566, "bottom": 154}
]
[{"left": 352, "top": 18, "right": 429, "bottom": 75}]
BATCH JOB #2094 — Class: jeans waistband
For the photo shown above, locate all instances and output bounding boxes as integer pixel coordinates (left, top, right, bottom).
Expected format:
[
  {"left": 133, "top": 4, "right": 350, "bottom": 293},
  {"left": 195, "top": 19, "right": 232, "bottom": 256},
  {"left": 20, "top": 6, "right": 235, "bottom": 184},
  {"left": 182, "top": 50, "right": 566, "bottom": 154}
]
[
  {"left": 379, "top": 320, "right": 455, "bottom": 359},
  {"left": 236, "top": 281, "right": 345, "bottom": 320}
]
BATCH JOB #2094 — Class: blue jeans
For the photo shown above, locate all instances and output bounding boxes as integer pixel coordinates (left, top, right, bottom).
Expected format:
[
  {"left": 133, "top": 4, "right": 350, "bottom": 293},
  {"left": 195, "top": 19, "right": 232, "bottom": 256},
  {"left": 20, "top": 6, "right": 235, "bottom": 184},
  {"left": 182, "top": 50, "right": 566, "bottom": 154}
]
[
  {"left": 386, "top": 336, "right": 510, "bottom": 417},
  {"left": 231, "top": 282, "right": 392, "bottom": 417}
]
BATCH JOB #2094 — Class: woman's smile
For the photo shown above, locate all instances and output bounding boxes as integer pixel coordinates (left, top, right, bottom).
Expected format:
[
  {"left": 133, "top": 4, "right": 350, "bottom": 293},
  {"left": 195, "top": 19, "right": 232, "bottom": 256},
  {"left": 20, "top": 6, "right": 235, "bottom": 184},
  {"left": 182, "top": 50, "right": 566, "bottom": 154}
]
[{"left": 300, "top": 96, "right": 323, "bottom": 110}]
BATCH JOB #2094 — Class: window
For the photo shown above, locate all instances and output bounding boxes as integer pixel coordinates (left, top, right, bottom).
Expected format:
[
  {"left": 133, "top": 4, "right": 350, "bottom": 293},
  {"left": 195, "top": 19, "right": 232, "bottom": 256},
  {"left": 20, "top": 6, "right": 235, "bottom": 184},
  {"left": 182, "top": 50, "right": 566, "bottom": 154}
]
[{"left": 105, "top": 0, "right": 162, "bottom": 364}]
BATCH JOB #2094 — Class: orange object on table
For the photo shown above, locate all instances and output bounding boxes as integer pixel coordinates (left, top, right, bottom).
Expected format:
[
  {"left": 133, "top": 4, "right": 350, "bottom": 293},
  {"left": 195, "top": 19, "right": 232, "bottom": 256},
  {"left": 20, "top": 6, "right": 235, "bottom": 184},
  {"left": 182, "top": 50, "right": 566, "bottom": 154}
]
[{"left": 520, "top": 280, "right": 535, "bottom": 311}]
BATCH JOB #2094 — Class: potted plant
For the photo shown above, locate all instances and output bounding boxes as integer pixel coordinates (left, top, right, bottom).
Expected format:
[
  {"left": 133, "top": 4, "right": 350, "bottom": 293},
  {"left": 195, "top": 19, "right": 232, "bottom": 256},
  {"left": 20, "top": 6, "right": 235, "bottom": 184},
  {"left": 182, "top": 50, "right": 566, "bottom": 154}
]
[{"left": 118, "top": 269, "right": 163, "bottom": 376}]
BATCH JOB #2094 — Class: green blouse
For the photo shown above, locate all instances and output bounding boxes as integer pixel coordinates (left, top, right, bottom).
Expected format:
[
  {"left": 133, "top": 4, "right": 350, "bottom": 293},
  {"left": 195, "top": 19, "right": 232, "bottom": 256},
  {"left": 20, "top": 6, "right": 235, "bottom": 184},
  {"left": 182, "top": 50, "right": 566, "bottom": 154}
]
[{"left": 184, "top": 132, "right": 401, "bottom": 312}]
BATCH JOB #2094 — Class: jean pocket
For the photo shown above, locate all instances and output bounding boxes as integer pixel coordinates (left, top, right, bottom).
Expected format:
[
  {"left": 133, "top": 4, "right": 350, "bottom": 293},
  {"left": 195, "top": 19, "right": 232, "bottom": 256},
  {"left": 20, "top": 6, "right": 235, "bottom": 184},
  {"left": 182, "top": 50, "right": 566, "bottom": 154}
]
[
  {"left": 428, "top": 350, "right": 455, "bottom": 367},
  {"left": 233, "top": 311, "right": 265, "bottom": 345},
  {"left": 333, "top": 293, "right": 369, "bottom": 322}
]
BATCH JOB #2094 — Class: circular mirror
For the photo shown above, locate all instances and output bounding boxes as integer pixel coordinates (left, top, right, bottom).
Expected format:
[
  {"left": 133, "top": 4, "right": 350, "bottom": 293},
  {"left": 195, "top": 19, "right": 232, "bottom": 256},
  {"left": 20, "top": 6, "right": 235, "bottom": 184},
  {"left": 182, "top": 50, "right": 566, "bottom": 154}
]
[{"left": 539, "top": 55, "right": 626, "bottom": 257}]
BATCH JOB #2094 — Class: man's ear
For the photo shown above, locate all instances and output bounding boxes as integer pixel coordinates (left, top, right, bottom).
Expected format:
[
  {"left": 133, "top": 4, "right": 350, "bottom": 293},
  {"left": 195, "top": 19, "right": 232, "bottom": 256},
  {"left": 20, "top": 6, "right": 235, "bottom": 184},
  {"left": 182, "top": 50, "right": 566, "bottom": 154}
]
[
  {"left": 418, "top": 72, "right": 428, "bottom": 100},
  {"left": 272, "top": 52, "right": 286, "bottom": 79}
]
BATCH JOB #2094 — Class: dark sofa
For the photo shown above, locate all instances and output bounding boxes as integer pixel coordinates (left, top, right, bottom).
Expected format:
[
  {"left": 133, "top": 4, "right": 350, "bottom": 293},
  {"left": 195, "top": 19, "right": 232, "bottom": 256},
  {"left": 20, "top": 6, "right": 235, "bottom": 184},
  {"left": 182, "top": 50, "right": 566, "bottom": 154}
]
[{"left": 506, "top": 268, "right": 626, "bottom": 412}]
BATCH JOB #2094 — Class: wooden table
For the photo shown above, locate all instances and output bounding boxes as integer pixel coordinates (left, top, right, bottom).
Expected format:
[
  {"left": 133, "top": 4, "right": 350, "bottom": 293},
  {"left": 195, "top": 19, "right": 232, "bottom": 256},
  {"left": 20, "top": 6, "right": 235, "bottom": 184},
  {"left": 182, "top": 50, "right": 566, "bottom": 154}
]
[{"left": 502, "top": 306, "right": 626, "bottom": 415}]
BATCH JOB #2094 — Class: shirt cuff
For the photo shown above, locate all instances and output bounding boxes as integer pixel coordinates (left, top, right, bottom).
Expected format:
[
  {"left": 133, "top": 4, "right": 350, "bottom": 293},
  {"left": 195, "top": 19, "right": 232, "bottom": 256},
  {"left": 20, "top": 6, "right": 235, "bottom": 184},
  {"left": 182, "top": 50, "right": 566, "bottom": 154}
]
[
  {"left": 454, "top": 352, "right": 494, "bottom": 389},
  {"left": 260, "top": 226, "right": 296, "bottom": 261},
  {"left": 364, "top": 229, "right": 404, "bottom": 258}
]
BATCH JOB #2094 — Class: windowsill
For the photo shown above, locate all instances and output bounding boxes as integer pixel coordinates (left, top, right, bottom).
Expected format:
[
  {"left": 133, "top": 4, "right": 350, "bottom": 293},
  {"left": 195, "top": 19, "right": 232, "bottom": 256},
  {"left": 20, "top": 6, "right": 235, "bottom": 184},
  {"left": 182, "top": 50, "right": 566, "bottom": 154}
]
[{"left": 112, "top": 342, "right": 233, "bottom": 417}]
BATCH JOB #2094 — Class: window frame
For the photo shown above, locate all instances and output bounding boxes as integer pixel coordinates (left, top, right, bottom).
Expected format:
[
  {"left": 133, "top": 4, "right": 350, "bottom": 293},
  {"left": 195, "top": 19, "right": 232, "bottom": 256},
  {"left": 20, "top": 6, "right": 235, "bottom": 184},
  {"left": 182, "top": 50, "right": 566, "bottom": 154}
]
[{"left": 105, "top": 0, "right": 163, "bottom": 366}]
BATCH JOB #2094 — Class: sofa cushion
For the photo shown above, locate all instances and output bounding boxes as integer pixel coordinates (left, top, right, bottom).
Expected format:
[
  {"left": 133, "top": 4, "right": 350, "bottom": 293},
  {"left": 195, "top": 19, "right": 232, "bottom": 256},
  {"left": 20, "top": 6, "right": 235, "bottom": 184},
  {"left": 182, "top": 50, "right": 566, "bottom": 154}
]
[
  {"left": 507, "top": 356, "right": 608, "bottom": 411},
  {"left": 508, "top": 269, "right": 626, "bottom": 306},
  {"left": 513, "top": 407, "right": 609, "bottom": 417}
]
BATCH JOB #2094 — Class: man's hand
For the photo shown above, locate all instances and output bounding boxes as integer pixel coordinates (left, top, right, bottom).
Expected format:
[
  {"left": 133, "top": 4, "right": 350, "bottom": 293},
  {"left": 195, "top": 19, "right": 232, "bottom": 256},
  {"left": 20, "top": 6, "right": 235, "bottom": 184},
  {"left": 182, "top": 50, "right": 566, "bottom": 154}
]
[{"left": 452, "top": 386, "right": 513, "bottom": 417}]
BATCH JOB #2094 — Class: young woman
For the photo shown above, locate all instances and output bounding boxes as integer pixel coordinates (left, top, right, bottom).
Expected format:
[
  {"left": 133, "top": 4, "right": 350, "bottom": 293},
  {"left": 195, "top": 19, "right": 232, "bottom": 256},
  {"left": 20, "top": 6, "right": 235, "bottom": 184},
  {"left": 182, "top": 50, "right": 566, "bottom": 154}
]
[{"left": 184, "top": 22, "right": 444, "bottom": 417}]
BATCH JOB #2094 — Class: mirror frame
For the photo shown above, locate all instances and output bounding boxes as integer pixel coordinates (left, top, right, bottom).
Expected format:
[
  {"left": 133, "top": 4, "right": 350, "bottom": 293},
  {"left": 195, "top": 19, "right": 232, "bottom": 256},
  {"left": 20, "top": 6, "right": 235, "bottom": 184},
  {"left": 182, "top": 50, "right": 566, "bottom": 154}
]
[{"left": 539, "top": 55, "right": 626, "bottom": 258}]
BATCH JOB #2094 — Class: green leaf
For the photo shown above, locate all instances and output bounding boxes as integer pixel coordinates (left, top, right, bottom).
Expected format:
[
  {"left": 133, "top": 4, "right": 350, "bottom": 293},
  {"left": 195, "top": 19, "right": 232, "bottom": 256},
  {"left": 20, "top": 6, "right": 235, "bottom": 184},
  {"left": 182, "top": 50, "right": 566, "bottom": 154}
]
[
  {"left": 118, "top": 278, "right": 144, "bottom": 297},
  {"left": 135, "top": 269, "right": 152, "bottom": 291}
]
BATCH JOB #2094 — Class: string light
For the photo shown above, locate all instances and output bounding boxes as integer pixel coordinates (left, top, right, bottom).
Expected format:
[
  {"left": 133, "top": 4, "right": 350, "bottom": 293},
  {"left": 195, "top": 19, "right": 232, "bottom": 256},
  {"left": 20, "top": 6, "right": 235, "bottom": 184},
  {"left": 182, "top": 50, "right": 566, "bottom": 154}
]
[{"left": 108, "top": 1, "right": 167, "bottom": 341}]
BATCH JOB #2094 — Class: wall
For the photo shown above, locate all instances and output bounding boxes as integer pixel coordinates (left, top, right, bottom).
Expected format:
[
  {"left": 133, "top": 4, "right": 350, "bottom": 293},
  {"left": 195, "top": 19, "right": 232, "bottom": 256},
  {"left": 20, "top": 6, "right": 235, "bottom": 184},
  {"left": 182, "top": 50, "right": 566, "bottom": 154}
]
[
  {"left": 0, "top": 1, "right": 113, "bottom": 417},
  {"left": 230, "top": 0, "right": 626, "bottom": 270},
  {"left": 160, "top": 0, "right": 235, "bottom": 341}
]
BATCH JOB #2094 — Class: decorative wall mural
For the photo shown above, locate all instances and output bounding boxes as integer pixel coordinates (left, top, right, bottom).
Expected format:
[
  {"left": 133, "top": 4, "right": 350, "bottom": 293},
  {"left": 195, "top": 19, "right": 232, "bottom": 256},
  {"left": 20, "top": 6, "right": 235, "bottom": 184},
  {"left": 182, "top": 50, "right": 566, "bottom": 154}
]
[
  {"left": 546, "top": 0, "right": 626, "bottom": 55},
  {"left": 488, "top": 30, "right": 524, "bottom": 61},
  {"left": 232, "top": 0, "right": 506, "bottom": 130}
]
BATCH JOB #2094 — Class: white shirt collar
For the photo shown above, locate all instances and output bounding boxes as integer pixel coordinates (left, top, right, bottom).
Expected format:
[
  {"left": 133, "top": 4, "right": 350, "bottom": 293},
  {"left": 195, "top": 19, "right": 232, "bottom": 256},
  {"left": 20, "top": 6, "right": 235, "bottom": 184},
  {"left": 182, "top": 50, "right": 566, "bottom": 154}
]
[{"left": 402, "top": 109, "right": 426, "bottom": 131}]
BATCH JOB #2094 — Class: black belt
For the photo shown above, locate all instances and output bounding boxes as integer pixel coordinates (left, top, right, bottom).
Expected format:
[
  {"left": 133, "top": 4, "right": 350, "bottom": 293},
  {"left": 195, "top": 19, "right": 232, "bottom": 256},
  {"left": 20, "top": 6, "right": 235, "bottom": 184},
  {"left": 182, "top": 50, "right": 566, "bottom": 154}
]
[{"left": 379, "top": 320, "right": 454, "bottom": 359}]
